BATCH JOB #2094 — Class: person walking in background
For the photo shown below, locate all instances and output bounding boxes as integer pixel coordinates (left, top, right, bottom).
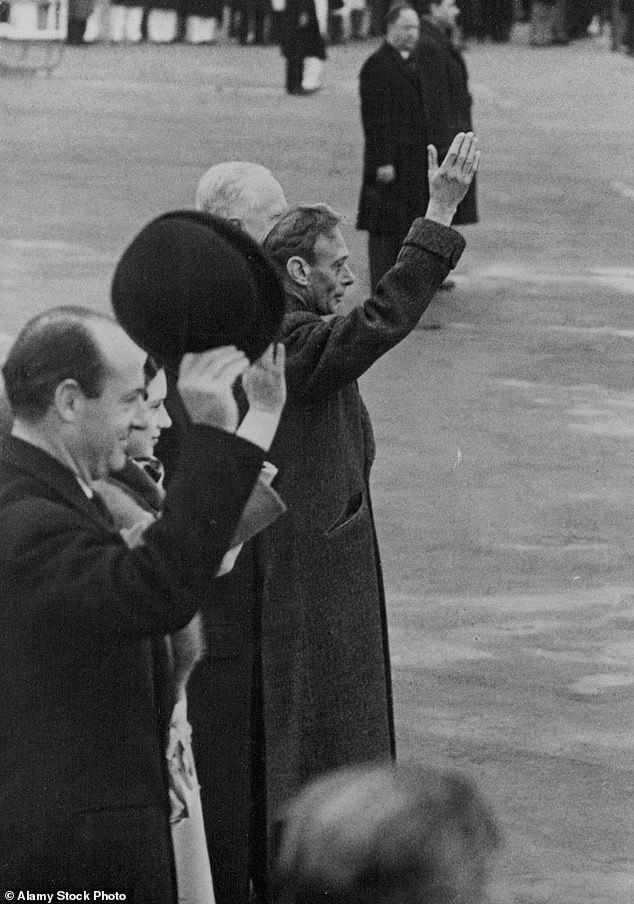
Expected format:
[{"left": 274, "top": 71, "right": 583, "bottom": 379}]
[
  {"left": 414, "top": 0, "right": 478, "bottom": 281},
  {"left": 356, "top": 2, "right": 430, "bottom": 290},
  {"left": 280, "top": 0, "right": 327, "bottom": 93}
]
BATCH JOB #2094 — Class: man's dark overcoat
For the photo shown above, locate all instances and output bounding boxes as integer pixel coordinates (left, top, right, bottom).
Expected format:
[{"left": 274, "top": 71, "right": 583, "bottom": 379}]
[
  {"left": 414, "top": 17, "right": 478, "bottom": 225},
  {"left": 280, "top": 0, "right": 326, "bottom": 62},
  {"left": 0, "top": 429, "right": 263, "bottom": 895},
  {"left": 356, "top": 41, "right": 430, "bottom": 242},
  {"left": 184, "top": 218, "right": 466, "bottom": 904}
]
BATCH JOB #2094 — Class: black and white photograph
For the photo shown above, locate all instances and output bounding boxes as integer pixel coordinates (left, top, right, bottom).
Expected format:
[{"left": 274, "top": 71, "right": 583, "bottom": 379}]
[{"left": 0, "top": 0, "right": 632, "bottom": 901}]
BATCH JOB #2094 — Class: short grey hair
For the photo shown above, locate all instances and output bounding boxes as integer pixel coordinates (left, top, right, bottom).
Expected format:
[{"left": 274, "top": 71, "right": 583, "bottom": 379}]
[{"left": 195, "top": 161, "right": 281, "bottom": 220}]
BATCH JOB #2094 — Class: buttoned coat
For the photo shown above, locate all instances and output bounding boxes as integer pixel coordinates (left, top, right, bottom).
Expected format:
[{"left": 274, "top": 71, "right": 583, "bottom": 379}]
[
  {"left": 183, "top": 217, "right": 466, "bottom": 904},
  {"left": 357, "top": 41, "right": 431, "bottom": 241},
  {"left": 414, "top": 17, "right": 478, "bottom": 225},
  {"left": 0, "top": 429, "right": 263, "bottom": 891}
]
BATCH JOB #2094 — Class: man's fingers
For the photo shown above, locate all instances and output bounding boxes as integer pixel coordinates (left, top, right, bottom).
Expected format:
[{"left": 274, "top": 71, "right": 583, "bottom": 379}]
[
  {"left": 218, "top": 356, "right": 250, "bottom": 387},
  {"left": 444, "top": 132, "right": 467, "bottom": 163},
  {"left": 427, "top": 144, "right": 439, "bottom": 175},
  {"left": 180, "top": 346, "right": 247, "bottom": 382},
  {"left": 273, "top": 342, "right": 286, "bottom": 369},
  {"left": 455, "top": 132, "right": 476, "bottom": 169}
]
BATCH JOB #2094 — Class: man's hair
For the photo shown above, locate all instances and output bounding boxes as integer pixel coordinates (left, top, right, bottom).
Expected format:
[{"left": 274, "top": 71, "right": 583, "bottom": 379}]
[
  {"left": 271, "top": 762, "right": 501, "bottom": 904},
  {"left": 262, "top": 204, "right": 342, "bottom": 271},
  {"left": 2, "top": 306, "right": 114, "bottom": 419},
  {"left": 143, "top": 354, "right": 161, "bottom": 384},
  {"left": 385, "top": 1, "right": 416, "bottom": 28},
  {"left": 195, "top": 161, "right": 281, "bottom": 221}
]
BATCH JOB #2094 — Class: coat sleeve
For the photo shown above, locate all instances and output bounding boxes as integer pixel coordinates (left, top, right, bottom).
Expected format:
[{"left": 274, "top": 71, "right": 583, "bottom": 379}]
[
  {"left": 0, "top": 427, "right": 264, "bottom": 641},
  {"left": 282, "top": 219, "right": 465, "bottom": 399}
]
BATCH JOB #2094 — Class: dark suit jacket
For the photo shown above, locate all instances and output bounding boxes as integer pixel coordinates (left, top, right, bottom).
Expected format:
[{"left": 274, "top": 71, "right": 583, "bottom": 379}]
[
  {"left": 357, "top": 41, "right": 430, "bottom": 240},
  {"left": 0, "top": 427, "right": 263, "bottom": 827}
]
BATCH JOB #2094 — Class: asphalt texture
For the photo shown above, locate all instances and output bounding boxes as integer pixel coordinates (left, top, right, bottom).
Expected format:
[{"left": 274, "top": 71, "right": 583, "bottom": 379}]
[{"left": 1, "top": 21, "right": 633, "bottom": 904}]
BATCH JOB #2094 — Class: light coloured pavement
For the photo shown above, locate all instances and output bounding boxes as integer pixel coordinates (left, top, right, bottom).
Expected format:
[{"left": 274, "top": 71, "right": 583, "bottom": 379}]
[{"left": 1, "top": 23, "right": 633, "bottom": 903}]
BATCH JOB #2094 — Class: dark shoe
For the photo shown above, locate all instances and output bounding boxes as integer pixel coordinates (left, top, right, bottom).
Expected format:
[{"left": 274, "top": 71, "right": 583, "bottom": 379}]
[{"left": 437, "top": 277, "right": 455, "bottom": 291}]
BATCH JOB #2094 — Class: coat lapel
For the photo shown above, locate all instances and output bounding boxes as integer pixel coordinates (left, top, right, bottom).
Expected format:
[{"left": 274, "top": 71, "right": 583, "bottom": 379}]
[{"left": 0, "top": 435, "right": 113, "bottom": 529}]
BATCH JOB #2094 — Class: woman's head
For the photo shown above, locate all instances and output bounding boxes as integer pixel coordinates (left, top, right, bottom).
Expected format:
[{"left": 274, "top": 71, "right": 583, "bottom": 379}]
[{"left": 126, "top": 361, "right": 171, "bottom": 460}]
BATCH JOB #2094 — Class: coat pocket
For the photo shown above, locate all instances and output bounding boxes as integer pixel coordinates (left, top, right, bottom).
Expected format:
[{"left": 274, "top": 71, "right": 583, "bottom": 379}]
[{"left": 325, "top": 491, "right": 365, "bottom": 537}]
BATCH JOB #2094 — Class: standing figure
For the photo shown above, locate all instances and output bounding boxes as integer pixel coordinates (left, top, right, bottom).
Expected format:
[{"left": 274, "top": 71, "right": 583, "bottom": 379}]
[
  {"left": 414, "top": 0, "right": 478, "bottom": 228},
  {"left": 356, "top": 3, "right": 429, "bottom": 290},
  {"left": 0, "top": 307, "right": 267, "bottom": 901},
  {"left": 280, "top": 0, "right": 327, "bottom": 93},
  {"left": 66, "top": 0, "right": 96, "bottom": 42},
  {"left": 255, "top": 133, "right": 477, "bottom": 904}
]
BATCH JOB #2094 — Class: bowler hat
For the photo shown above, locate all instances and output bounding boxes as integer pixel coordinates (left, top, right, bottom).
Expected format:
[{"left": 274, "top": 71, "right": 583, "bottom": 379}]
[{"left": 111, "top": 210, "right": 285, "bottom": 366}]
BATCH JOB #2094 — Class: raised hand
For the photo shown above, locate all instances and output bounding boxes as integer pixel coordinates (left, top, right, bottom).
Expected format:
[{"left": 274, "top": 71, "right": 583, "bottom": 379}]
[
  {"left": 178, "top": 346, "right": 250, "bottom": 433},
  {"left": 425, "top": 132, "right": 480, "bottom": 226},
  {"left": 237, "top": 344, "right": 287, "bottom": 452},
  {"left": 241, "top": 343, "right": 287, "bottom": 416}
]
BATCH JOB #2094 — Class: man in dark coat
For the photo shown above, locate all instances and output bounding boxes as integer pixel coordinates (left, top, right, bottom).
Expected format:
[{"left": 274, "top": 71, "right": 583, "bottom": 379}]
[
  {"left": 256, "top": 132, "right": 477, "bottom": 896},
  {"left": 413, "top": 0, "right": 478, "bottom": 226},
  {"left": 356, "top": 2, "right": 431, "bottom": 290},
  {"left": 0, "top": 307, "right": 266, "bottom": 899},
  {"left": 169, "top": 141, "right": 477, "bottom": 904},
  {"left": 280, "top": 0, "right": 327, "bottom": 93}
]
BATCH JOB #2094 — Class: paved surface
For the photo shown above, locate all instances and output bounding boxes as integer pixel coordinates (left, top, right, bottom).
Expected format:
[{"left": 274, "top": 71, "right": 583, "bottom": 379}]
[{"left": 1, "top": 23, "right": 633, "bottom": 903}]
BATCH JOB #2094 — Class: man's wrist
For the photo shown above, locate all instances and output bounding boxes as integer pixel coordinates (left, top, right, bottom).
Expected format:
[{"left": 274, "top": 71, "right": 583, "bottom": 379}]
[
  {"left": 236, "top": 408, "right": 282, "bottom": 452},
  {"left": 424, "top": 200, "right": 458, "bottom": 227}
]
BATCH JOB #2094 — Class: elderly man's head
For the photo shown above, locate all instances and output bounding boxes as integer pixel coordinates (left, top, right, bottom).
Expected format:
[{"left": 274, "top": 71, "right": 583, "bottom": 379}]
[
  {"left": 271, "top": 762, "right": 501, "bottom": 904},
  {"left": 195, "top": 162, "right": 289, "bottom": 243},
  {"left": 385, "top": 3, "right": 420, "bottom": 52},
  {"left": 263, "top": 204, "right": 355, "bottom": 316},
  {"left": 2, "top": 307, "right": 148, "bottom": 483}
]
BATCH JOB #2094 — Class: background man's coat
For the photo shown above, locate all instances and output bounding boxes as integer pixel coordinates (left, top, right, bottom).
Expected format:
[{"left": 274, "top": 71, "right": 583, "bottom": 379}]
[
  {"left": 414, "top": 16, "right": 478, "bottom": 224},
  {"left": 357, "top": 41, "right": 431, "bottom": 242}
]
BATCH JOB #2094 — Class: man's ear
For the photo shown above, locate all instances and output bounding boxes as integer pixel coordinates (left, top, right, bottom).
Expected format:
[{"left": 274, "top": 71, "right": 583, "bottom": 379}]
[
  {"left": 287, "top": 256, "right": 310, "bottom": 287},
  {"left": 53, "top": 379, "right": 84, "bottom": 423}
]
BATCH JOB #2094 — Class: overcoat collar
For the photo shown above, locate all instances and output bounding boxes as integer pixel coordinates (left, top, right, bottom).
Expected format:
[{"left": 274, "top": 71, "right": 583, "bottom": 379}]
[
  {"left": 419, "top": 17, "right": 465, "bottom": 65},
  {"left": 0, "top": 434, "right": 113, "bottom": 529},
  {"left": 380, "top": 40, "right": 422, "bottom": 89}
]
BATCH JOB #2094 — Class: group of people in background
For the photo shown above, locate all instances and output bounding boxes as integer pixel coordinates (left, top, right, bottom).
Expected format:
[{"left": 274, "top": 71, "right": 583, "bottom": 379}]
[{"left": 59, "top": 0, "right": 634, "bottom": 55}]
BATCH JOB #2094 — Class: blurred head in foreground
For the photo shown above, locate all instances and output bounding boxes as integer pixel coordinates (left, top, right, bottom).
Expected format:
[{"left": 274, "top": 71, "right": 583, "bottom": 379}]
[{"left": 271, "top": 762, "right": 501, "bottom": 904}]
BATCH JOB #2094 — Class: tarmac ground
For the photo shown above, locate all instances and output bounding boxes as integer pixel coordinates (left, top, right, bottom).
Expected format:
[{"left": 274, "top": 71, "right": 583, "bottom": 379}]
[{"left": 1, "top": 21, "right": 633, "bottom": 904}]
